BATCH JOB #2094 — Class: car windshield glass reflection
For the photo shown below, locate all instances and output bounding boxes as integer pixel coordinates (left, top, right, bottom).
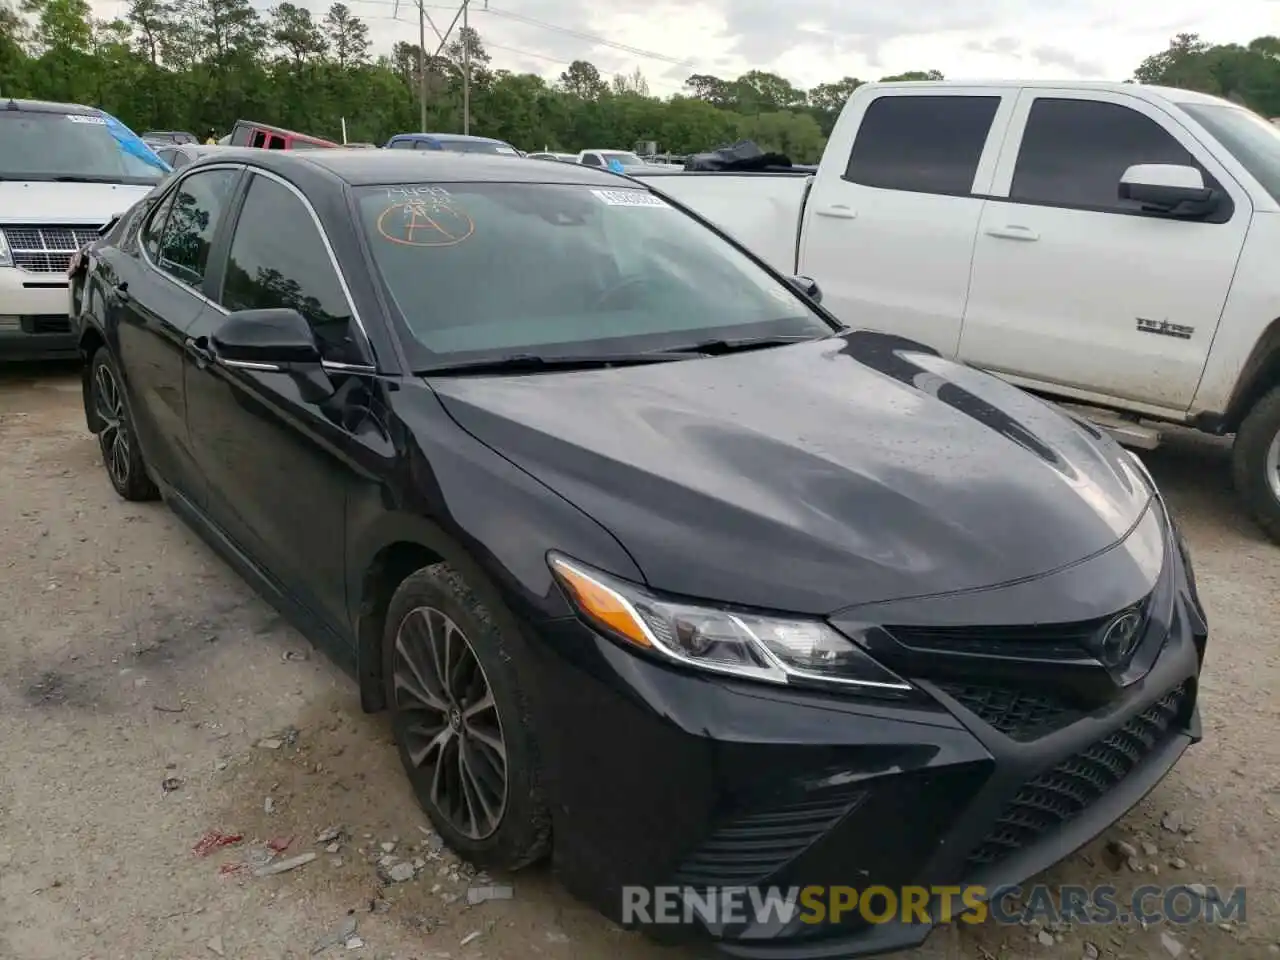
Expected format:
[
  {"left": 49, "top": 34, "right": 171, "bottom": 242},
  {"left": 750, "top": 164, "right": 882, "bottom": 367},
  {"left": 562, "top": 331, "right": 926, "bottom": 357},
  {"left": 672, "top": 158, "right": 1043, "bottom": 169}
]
[
  {"left": 355, "top": 182, "right": 832, "bottom": 365},
  {"left": 0, "top": 110, "right": 167, "bottom": 183}
]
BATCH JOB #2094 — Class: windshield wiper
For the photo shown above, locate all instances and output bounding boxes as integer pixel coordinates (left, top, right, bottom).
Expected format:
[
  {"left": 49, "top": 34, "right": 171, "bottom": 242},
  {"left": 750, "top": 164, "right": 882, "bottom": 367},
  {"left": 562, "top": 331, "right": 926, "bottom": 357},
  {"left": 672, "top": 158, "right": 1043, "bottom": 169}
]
[
  {"left": 418, "top": 351, "right": 693, "bottom": 376},
  {"left": 667, "top": 334, "right": 823, "bottom": 356}
]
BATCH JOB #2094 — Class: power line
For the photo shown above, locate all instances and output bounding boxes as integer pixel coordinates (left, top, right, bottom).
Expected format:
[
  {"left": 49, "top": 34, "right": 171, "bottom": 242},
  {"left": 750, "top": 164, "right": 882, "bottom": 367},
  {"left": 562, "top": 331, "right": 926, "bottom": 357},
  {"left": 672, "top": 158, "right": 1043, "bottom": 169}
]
[{"left": 342, "top": 0, "right": 694, "bottom": 67}]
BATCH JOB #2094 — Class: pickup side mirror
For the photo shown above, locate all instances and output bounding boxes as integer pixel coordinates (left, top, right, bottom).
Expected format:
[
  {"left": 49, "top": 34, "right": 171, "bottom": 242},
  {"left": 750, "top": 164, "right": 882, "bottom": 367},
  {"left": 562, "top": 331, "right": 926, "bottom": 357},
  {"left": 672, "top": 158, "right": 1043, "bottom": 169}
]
[
  {"left": 788, "top": 275, "right": 823, "bottom": 304},
  {"left": 1119, "top": 164, "right": 1218, "bottom": 217},
  {"left": 210, "top": 308, "right": 335, "bottom": 402}
]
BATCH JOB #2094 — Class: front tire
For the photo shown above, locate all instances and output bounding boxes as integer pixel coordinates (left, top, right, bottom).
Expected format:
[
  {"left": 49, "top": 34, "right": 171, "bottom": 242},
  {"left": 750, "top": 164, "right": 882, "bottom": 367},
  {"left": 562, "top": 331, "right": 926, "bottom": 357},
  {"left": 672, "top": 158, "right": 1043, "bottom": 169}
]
[
  {"left": 1232, "top": 385, "right": 1280, "bottom": 544},
  {"left": 89, "top": 348, "right": 158, "bottom": 502},
  {"left": 383, "top": 563, "right": 550, "bottom": 870}
]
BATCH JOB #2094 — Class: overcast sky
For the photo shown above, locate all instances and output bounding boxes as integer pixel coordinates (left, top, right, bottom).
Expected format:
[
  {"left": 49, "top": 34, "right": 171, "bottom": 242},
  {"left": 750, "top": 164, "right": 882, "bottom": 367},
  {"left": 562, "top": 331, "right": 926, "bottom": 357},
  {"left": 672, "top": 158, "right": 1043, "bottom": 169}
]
[{"left": 98, "top": 0, "right": 1280, "bottom": 96}]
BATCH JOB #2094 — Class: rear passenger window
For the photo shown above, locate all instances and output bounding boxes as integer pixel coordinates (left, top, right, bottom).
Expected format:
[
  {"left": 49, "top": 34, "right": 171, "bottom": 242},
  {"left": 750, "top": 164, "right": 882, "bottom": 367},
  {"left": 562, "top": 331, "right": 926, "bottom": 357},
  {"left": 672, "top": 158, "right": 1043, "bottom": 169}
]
[
  {"left": 154, "top": 168, "right": 239, "bottom": 288},
  {"left": 844, "top": 96, "right": 1000, "bottom": 195},
  {"left": 219, "top": 174, "right": 363, "bottom": 366},
  {"left": 141, "top": 191, "right": 176, "bottom": 261},
  {"left": 1011, "top": 98, "right": 1201, "bottom": 213}
]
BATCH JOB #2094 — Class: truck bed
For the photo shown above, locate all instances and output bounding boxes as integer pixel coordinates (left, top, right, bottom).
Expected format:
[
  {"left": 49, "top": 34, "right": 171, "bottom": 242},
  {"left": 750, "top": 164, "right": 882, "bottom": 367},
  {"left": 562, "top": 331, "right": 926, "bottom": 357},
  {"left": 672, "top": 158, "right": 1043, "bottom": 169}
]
[{"left": 626, "top": 169, "right": 812, "bottom": 275}]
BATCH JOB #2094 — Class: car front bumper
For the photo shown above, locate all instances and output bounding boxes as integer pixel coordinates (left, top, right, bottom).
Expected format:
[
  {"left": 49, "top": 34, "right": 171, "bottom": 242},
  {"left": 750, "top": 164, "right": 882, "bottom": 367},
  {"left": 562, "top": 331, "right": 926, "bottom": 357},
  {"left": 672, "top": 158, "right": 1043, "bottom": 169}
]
[
  {"left": 520, "top": 525, "right": 1206, "bottom": 959},
  {"left": 0, "top": 268, "right": 75, "bottom": 360}
]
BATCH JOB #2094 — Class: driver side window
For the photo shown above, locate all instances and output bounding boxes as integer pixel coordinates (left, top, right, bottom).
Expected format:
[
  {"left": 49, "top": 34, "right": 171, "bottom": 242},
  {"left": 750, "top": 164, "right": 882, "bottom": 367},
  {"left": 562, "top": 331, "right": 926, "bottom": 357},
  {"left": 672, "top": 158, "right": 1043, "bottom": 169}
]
[{"left": 218, "top": 173, "right": 365, "bottom": 366}]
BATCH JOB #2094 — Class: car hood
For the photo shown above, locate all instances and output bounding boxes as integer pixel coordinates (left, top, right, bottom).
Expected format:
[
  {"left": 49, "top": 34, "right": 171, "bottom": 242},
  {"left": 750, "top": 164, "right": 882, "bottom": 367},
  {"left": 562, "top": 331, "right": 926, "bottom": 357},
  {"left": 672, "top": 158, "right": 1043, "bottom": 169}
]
[
  {"left": 430, "top": 331, "right": 1154, "bottom": 614},
  {"left": 0, "top": 181, "right": 156, "bottom": 225}
]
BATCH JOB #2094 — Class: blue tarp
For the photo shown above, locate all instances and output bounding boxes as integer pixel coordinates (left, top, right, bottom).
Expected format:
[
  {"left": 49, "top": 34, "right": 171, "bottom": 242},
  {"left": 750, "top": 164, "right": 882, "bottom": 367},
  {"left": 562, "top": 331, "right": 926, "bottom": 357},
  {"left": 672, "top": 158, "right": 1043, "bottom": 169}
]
[{"left": 97, "top": 110, "right": 171, "bottom": 173}]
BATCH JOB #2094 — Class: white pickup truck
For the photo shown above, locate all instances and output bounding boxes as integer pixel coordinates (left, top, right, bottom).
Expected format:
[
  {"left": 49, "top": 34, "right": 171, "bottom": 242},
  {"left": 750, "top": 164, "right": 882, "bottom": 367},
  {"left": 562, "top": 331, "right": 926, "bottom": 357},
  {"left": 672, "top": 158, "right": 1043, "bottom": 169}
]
[{"left": 629, "top": 80, "right": 1280, "bottom": 543}]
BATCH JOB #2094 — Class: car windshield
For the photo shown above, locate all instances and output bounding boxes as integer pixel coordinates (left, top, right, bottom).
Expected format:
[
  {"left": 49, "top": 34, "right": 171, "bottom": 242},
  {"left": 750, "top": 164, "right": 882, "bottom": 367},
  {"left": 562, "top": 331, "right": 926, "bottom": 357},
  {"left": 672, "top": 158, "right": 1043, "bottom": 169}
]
[
  {"left": 440, "top": 140, "right": 518, "bottom": 155},
  {"left": 602, "top": 152, "right": 643, "bottom": 165},
  {"left": 1180, "top": 102, "right": 1280, "bottom": 205},
  {"left": 0, "top": 109, "right": 167, "bottom": 183},
  {"left": 356, "top": 181, "right": 833, "bottom": 365}
]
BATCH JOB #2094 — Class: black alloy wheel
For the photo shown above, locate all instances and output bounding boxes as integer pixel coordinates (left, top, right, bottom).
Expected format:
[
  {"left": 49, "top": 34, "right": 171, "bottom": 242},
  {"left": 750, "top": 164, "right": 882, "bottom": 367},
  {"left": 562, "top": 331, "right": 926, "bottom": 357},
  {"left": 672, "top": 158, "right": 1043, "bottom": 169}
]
[
  {"left": 383, "top": 564, "right": 550, "bottom": 868},
  {"left": 392, "top": 605, "right": 508, "bottom": 840},
  {"left": 90, "top": 350, "right": 158, "bottom": 501}
]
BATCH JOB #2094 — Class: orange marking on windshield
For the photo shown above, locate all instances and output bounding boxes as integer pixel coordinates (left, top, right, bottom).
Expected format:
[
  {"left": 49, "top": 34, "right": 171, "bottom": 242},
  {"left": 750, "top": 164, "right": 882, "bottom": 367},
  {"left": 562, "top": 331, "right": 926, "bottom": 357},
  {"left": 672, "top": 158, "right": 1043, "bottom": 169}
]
[{"left": 375, "top": 198, "right": 475, "bottom": 247}]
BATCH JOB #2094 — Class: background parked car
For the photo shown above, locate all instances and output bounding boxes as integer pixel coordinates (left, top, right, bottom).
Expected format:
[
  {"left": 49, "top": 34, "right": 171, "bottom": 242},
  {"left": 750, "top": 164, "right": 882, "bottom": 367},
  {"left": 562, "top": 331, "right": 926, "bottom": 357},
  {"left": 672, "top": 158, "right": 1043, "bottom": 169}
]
[
  {"left": 152, "top": 142, "right": 228, "bottom": 173},
  {"left": 140, "top": 130, "right": 198, "bottom": 145},
  {"left": 385, "top": 133, "right": 520, "bottom": 155}
]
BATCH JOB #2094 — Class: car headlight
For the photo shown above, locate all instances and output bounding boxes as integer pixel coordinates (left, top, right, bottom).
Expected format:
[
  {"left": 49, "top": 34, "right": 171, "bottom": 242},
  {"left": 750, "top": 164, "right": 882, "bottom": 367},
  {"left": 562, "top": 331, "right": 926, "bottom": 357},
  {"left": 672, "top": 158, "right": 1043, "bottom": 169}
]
[
  {"left": 548, "top": 553, "right": 913, "bottom": 696},
  {"left": 0, "top": 231, "right": 12, "bottom": 268}
]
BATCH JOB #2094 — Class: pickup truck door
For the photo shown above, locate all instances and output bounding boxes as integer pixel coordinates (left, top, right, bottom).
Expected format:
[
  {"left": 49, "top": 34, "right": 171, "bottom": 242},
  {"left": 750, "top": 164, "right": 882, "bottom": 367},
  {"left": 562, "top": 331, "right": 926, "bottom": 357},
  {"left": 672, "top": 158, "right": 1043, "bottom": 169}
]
[
  {"left": 958, "top": 88, "right": 1252, "bottom": 414},
  {"left": 796, "top": 88, "right": 1015, "bottom": 356}
]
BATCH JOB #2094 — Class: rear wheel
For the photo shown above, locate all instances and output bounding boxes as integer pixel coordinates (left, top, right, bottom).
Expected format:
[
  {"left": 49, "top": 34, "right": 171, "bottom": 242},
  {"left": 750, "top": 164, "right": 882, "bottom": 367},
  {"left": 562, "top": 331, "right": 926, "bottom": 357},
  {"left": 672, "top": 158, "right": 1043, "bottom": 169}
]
[
  {"left": 383, "top": 563, "right": 550, "bottom": 869},
  {"left": 89, "top": 348, "right": 158, "bottom": 502}
]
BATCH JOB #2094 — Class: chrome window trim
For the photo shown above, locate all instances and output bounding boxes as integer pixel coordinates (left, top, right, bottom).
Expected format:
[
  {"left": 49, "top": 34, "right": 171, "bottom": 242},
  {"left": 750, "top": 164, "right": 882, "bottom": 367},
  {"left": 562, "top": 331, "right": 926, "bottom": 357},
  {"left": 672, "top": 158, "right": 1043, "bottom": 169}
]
[
  {"left": 136, "top": 162, "right": 247, "bottom": 314},
  {"left": 135, "top": 162, "right": 378, "bottom": 374},
  {"left": 240, "top": 167, "right": 375, "bottom": 361}
]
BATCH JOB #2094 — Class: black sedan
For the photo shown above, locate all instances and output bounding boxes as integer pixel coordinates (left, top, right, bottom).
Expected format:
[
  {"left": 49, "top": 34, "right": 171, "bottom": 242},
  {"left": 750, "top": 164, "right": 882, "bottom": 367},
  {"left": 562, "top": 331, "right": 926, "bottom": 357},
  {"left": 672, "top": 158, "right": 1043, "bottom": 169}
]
[{"left": 69, "top": 148, "right": 1207, "bottom": 957}]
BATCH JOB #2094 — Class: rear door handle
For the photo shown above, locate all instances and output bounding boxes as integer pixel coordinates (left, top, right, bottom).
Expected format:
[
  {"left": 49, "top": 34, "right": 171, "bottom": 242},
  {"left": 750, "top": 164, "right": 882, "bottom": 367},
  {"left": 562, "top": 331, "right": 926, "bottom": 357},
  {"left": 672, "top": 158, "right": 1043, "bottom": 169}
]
[
  {"left": 984, "top": 225, "right": 1039, "bottom": 241},
  {"left": 184, "top": 336, "right": 214, "bottom": 369},
  {"left": 815, "top": 205, "right": 857, "bottom": 220},
  {"left": 112, "top": 282, "right": 130, "bottom": 302}
]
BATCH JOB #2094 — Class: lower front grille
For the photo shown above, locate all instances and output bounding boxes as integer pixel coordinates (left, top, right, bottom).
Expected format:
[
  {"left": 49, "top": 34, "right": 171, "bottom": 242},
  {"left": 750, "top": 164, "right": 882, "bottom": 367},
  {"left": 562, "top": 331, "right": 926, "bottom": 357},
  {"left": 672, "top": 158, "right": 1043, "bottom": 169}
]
[
  {"left": 2, "top": 225, "right": 99, "bottom": 274},
  {"left": 935, "top": 682, "right": 1079, "bottom": 741},
  {"left": 28, "top": 315, "right": 72, "bottom": 334},
  {"left": 965, "top": 684, "right": 1188, "bottom": 871},
  {"left": 672, "top": 785, "right": 867, "bottom": 888}
]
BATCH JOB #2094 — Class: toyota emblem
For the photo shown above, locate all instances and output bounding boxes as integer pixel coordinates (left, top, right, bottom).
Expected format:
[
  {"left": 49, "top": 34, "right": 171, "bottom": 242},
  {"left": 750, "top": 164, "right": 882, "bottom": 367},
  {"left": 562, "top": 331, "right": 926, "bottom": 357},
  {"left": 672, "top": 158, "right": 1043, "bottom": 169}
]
[{"left": 1098, "top": 610, "right": 1143, "bottom": 666}]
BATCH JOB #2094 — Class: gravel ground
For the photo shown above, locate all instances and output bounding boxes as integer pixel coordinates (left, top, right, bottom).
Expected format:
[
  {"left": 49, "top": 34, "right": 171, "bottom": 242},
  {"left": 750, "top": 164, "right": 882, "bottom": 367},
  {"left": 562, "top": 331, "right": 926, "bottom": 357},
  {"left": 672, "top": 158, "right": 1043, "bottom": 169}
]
[{"left": 1, "top": 362, "right": 1277, "bottom": 960}]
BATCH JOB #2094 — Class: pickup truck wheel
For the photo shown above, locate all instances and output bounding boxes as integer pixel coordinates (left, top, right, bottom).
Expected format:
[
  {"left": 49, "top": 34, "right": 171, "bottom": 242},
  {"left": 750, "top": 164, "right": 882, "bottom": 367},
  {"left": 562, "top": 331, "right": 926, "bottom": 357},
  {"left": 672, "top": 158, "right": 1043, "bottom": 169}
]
[{"left": 1231, "top": 385, "right": 1280, "bottom": 544}]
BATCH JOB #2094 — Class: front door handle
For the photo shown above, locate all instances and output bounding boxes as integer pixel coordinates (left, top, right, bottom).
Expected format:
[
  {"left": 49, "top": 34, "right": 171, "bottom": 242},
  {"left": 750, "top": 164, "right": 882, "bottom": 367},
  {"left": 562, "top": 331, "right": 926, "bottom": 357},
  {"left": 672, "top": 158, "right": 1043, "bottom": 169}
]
[
  {"left": 984, "top": 225, "right": 1039, "bottom": 241},
  {"left": 815, "top": 205, "right": 857, "bottom": 220},
  {"left": 185, "top": 336, "right": 214, "bottom": 369}
]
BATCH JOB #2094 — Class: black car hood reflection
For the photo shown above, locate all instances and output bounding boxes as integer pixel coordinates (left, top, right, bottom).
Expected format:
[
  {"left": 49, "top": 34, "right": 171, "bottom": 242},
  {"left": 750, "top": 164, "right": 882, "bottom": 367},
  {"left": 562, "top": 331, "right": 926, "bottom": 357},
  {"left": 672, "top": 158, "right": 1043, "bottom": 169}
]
[{"left": 429, "top": 330, "right": 1152, "bottom": 614}]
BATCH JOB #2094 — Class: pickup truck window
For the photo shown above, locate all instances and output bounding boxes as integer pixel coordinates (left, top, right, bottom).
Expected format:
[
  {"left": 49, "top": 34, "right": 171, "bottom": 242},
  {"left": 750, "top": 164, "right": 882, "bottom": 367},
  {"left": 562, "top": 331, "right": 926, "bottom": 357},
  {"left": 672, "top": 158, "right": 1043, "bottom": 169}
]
[
  {"left": 844, "top": 95, "right": 1000, "bottom": 196},
  {"left": 1011, "top": 98, "right": 1203, "bottom": 214},
  {"left": 1179, "top": 102, "right": 1280, "bottom": 205}
]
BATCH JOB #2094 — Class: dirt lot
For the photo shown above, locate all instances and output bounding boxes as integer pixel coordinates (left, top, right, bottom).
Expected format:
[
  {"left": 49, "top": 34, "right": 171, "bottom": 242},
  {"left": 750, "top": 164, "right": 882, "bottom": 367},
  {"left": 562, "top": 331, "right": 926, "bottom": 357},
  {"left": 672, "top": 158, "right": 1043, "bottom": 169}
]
[{"left": 1, "top": 362, "right": 1277, "bottom": 960}]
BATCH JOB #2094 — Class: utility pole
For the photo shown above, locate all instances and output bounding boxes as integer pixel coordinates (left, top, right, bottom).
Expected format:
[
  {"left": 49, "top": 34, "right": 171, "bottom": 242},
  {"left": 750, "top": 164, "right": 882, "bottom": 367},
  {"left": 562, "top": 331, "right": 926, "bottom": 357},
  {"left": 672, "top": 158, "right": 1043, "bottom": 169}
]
[
  {"left": 417, "top": 0, "right": 427, "bottom": 131},
  {"left": 462, "top": 0, "right": 471, "bottom": 135}
]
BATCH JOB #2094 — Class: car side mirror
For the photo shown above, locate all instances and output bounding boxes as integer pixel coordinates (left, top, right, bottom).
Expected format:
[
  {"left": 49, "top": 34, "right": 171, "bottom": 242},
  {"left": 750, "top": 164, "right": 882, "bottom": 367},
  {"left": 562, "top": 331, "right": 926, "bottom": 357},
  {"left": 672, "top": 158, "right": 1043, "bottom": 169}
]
[
  {"left": 789, "top": 275, "right": 822, "bottom": 304},
  {"left": 211, "top": 308, "right": 335, "bottom": 403},
  {"left": 1119, "top": 164, "right": 1218, "bottom": 217}
]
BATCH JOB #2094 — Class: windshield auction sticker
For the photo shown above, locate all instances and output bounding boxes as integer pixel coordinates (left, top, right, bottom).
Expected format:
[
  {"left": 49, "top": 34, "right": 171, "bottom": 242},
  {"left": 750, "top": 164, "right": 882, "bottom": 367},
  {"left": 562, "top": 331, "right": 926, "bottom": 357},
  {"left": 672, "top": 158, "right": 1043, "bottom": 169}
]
[{"left": 590, "top": 189, "right": 667, "bottom": 208}]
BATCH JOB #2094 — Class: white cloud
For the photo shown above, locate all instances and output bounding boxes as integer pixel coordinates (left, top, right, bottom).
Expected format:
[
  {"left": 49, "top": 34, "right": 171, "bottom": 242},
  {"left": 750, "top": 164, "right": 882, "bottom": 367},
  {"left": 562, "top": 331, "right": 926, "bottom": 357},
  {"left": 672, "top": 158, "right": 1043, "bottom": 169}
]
[{"left": 93, "top": 0, "right": 1279, "bottom": 96}]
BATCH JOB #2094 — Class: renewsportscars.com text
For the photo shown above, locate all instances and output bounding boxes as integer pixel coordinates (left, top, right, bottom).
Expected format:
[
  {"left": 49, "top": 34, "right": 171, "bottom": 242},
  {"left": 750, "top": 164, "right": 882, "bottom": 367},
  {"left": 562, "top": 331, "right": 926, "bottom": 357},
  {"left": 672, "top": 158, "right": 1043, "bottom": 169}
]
[{"left": 621, "top": 884, "right": 1247, "bottom": 928}]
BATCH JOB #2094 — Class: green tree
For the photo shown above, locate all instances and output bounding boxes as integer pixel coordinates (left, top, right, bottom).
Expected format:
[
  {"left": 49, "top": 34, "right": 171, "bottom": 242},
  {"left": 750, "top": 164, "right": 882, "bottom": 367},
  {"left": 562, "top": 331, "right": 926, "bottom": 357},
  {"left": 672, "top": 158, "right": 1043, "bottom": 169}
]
[
  {"left": 323, "top": 2, "right": 367, "bottom": 68},
  {"left": 559, "top": 59, "right": 607, "bottom": 100}
]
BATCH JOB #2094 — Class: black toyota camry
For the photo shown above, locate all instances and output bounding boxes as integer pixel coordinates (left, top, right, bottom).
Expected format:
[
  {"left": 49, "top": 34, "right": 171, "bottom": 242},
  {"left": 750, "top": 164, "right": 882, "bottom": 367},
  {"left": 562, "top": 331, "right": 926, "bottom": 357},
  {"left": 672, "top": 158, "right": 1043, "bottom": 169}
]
[{"left": 69, "top": 149, "right": 1206, "bottom": 957}]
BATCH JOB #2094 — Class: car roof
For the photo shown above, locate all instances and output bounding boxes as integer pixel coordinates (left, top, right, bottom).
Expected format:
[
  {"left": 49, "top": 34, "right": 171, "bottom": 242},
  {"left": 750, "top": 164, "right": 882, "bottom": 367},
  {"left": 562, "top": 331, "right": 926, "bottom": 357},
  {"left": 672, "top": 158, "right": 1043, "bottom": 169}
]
[
  {"left": 2, "top": 98, "right": 99, "bottom": 115},
  {"left": 192, "top": 147, "right": 639, "bottom": 187},
  {"left": 393, "top": 132, "right": 509, "bottom": 144}
]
